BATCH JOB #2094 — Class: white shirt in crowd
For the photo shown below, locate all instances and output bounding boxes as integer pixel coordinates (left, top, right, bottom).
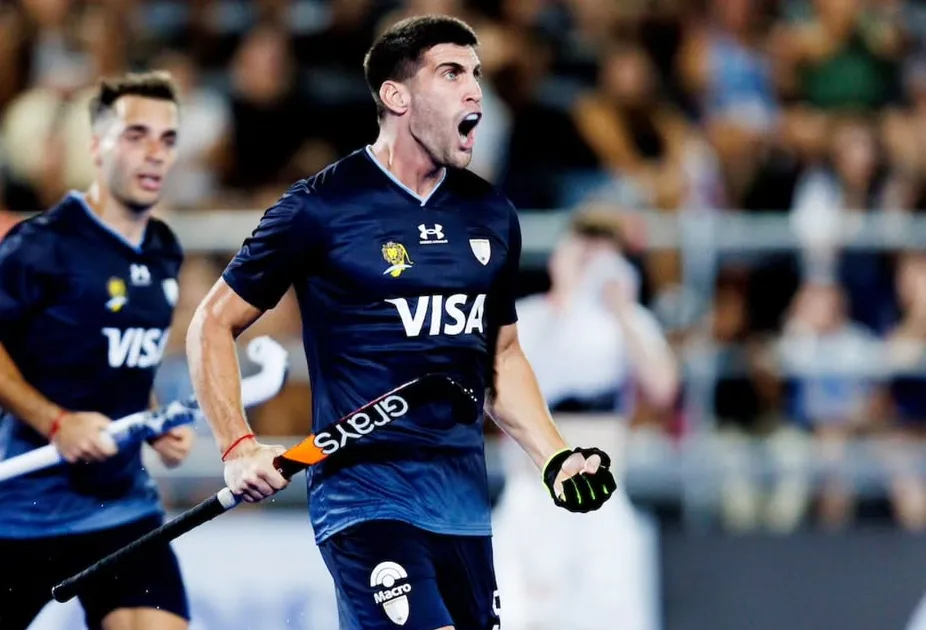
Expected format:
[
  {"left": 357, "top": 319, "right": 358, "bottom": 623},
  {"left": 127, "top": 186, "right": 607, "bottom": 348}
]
[{"left": 515, "top": 292, "right": 667, "bottom": 412}]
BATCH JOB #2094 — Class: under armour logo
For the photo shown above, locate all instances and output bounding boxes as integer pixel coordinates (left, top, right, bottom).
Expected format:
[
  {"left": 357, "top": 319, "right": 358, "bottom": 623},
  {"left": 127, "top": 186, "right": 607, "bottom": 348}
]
[
  {"left": 418, "top": 224, "right": 447, "bottom": 244},
  {"left": 129, "top": 264, "right": 151, "bottom": 286}
]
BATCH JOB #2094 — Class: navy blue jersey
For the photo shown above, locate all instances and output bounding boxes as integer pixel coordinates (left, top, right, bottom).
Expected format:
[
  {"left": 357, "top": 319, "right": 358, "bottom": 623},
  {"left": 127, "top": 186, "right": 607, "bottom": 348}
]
[
  {"left": 223, "top": 147, "right": 521, "bottom": 543},
  {"left": 0, "top": 192, "right": 183, "bottom": 537}
]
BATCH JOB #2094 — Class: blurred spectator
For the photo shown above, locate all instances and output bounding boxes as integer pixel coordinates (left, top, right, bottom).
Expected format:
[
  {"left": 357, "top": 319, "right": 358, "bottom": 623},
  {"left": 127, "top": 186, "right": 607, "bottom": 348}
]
[
  {"left": 678, "top": 0, "right": 780, "bottom": 206},
  {"left": 515, "top": 209, "right": 678, "bottom": 417},
  {"left": 569, "top": 42, "right": 724, "bottom": 294},
  {"left": 880, "top": 54, "right": 926, "bottom": 211},
  {"left": 773, "top": 0, "right": 906, "bottom": 112},
  {"left": 881, "top": 252, "right": 926, "bottom": 530},
  {"left": 789, "top": 115, "right": 898, "bottom": 332},
  {"left": 215, "top": 23, "right": 334, "bottom": 203},
  {"left": 570, "top": 43, "right": 709, "bottom": 212},
  {"left": 775, "top": 279, "right": 883, "bottom": 528},
  {"left": 150, "top": 48, "right": 229, "bottom": 210},
  {"left": 710, "top": 268, "right": 810, "bottom": 533}
]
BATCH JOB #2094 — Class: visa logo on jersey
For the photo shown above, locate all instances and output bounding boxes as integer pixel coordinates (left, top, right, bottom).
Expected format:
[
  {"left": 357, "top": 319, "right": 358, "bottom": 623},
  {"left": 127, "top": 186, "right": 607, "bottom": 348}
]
[
  {"left": 101, "top": 327, "right": 169, "bottom": 368},
  {"left": 385, "top": 293, "right": 486, "bottom": 337}
]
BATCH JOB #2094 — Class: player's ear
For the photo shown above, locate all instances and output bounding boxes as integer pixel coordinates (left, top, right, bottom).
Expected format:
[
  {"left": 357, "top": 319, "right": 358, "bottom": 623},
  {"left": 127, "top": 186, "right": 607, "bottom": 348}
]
[
  {"left": 379, "top": 81, "right": 409, "bottom": 116},
  {"left": 89, "top": 134, "right": 103, "bottom": 168}
]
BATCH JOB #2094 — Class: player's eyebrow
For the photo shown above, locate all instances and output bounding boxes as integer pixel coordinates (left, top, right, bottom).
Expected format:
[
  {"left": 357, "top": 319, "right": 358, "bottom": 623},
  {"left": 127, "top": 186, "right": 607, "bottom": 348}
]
[
  {"left": 123, "top": 124, "right": 150, "bottom": 135},
  {"left": 436, "top": 61, "right": 479, "bottom": 76},
  {"left": 122, "top": 124, "right": 178, "bottom": 141}
]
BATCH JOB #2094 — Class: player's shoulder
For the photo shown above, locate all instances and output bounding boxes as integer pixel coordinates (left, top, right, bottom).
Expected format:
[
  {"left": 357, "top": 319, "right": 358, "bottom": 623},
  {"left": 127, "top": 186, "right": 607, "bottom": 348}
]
[
  {"left": 0, "top": 199, "right": 83, "bottom": 276},
  {"left": 0, "top": 196, "right": 73, "bottom": 258},
  {"left": 266, "top": 151, "right": 371, "bottom": 218},
  {"left": 446, "top": 167, "right": 513, "bottom": 208},
  {"left": 446, "top": 168, "right": 520, "bottom": 237},
  {"left": 303, "top": 149, "right": 375, "bottom": 202},
  {"left": 144, "top": 215, "right": 184, "bottom": 265}
]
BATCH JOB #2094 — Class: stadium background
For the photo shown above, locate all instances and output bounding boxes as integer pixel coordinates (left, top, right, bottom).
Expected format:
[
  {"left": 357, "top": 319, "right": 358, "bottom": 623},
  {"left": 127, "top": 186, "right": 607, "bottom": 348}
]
[{"left": 6, "top": 0, "right": 926, "bottom": 628}]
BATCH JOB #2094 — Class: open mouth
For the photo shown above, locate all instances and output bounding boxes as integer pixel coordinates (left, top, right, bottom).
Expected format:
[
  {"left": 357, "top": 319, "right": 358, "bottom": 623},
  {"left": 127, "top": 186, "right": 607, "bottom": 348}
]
[
  {"left": 458, "top": 112, "right": 481, "bottom": 148},
  {"left": 137, "top": 174, "right": 162, "bottom": 192}
]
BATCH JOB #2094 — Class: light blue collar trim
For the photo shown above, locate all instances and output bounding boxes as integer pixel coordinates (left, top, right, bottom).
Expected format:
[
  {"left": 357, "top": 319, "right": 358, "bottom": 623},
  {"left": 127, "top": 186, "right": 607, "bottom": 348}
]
[
  {"left": 364, "top": 145, "right": 446, "bottom": 206},
  {"left": 69, "top": 190, "right": 145, "bottom": 253}
]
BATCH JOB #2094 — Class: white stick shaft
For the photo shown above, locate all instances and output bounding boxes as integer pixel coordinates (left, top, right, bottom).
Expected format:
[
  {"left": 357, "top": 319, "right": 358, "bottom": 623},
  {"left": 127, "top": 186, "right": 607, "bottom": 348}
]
[{"left": 0, "top": 337, "right": 288, "bottom": 483}]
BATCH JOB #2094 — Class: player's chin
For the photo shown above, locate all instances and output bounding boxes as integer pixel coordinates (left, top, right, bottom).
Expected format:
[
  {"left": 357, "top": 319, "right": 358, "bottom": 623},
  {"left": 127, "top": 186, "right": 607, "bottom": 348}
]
[
  {"left": 448, "top": 145, "right": 474, "bottom": 168},
  {"left": 125, "top": 188, "right": 161, "bottom": 211}
]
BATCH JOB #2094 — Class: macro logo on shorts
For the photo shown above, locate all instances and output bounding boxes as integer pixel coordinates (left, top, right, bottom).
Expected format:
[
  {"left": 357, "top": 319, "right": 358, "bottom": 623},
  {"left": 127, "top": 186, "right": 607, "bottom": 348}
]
[
  {"left": 382, "top": 241, "right": 413, "bottom": 278},
  {"left": 106, "top": 277, "right": 128, "bottom": 312},
  {"left": 371, "top": 561, "right": 412, "bottom": 626},
  {"left": 101, "top": 327, "right": 169, "bottom": 368},
  {"left": 385, "top": 293, "right": 486, "bottom": 338}
]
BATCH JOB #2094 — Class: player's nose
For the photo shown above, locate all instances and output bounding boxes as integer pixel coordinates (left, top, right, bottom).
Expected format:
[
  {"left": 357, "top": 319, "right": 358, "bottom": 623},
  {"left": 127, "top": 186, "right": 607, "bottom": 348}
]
[
  {"left": 145, "top": 139, "right": 167, "bottom": 164},
  {"left": 463, "top": 77, "right": 482, "bottom": 105}
]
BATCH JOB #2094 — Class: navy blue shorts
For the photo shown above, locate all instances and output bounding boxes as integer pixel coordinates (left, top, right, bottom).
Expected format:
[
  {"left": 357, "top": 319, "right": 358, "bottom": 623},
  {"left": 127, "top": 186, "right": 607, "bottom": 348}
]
[
  {"left": 318, "top": 519, "right": 501, "bottom": 630},
  {"left": 0, "top": 513, "right": 189, "bottom": 630}
]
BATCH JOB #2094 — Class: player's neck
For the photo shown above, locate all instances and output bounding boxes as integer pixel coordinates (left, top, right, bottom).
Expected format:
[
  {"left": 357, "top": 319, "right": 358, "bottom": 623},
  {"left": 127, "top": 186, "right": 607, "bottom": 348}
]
[
  {"left": 83, "top": 183, "right": 149, "bottom": 248},
  {"left": 370, "top": 132, "right": 445, "bottom": 199}
]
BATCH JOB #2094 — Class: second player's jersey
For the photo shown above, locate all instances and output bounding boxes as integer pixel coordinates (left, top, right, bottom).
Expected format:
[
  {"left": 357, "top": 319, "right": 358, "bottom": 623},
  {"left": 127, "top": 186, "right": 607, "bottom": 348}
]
[
  {"left": 223, "top": 147, "right": 521, "bottom": 543},
  {"left": 0, "top": 192, "right": 183, "bottom": 537}
]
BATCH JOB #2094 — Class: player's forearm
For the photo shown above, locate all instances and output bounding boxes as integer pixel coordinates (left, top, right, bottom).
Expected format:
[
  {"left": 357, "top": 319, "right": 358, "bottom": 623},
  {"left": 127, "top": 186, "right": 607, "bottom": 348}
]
[
  {"left": 186, "top": 308, "right": 254, "bottom": 453},
  {"left": 487, "top": 345, "right": 569, "bottom": 470},
  {"left": 0, "top": 342, "right": 63, "bottom": 435},
  {"left": 614, "top": 310, "right": 679, "bottom": 408}
]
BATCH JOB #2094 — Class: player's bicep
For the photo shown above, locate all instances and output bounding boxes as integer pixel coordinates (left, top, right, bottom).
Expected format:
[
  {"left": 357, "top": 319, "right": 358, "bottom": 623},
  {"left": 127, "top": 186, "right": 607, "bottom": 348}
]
[
  {"left": 494, "top": 323, "right": 520, "bottom": 360},
  {"left": 195, "top": 277, "right": 264, "bottom": 338}
]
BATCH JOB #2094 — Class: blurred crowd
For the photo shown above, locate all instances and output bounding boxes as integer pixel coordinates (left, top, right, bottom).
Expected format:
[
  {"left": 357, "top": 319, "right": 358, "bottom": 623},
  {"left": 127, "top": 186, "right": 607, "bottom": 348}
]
[{"left": 4, "top": 0, "right": 926, "bottom": 532}]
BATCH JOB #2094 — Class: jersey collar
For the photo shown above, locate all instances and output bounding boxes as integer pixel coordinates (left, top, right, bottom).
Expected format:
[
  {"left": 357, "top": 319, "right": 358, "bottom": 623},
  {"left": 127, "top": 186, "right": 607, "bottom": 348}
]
[
  {"left": 363, "top": 145, "right": 446, "bottom": 207},
  {"left": 67, "top": 191, "right": 147, "bottom": 254}
]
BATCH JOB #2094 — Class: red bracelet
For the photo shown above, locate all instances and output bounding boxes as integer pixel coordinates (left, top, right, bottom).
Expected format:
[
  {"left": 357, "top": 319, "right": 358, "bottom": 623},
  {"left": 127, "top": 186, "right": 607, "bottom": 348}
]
[
  {"left": 47, "top": 409, "right": 69, "bottom": 440},
  {"left": 221, "top": 434, "right": 255, "bottom": 461}
]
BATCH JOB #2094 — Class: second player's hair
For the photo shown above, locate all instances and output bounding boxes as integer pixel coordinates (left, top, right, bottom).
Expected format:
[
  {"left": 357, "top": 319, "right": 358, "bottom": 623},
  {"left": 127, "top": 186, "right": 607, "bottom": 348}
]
[
  {"left": 363, "top": 14, "right": 479, "bottom": 120},
  {"left": 89, "top": 71, "right": 179, "bottom": 126}
]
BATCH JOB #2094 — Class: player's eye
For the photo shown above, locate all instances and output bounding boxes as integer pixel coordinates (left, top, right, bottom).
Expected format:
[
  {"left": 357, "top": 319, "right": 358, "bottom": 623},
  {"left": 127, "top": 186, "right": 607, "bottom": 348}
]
[{"left": 445, "top": 70, "right": 458, "bottom": 80}]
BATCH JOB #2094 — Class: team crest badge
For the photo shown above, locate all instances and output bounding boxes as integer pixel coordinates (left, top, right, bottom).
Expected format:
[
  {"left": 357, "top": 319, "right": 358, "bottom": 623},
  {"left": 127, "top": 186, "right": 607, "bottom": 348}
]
[
  {"left": 106, "top": 277, "right": 127, "bottom": 312},
  {"left": 162, "top": 278, "right": 179, "bottom": 306},
  {"left": 382, "top": 242, "right": 413, "bottom": 277},
  {"left": 469, "top": 239, "right": 490, "bottom": 265}
]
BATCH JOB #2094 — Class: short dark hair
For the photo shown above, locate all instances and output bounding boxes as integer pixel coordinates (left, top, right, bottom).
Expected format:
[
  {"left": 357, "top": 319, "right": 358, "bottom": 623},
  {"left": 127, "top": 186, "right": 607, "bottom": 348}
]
[
  {"left": 364, "top": 15, "right": 479, "bottom": 119},
  {"left": 89, "top": 71, "right": 179, "bottom": 126},
  {"left": 569, "top": 209, "right": 626, "bottom": 251}
]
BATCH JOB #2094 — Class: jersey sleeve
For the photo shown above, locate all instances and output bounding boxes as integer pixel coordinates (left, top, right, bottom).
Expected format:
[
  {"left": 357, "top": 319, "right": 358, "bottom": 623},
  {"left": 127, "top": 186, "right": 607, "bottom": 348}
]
[
  {"left": 487, "top": 203, "right": 522, "bottom": 328},
  {"left": 222, "top": 182, "right": 325, "bottom": 311},
  {"left": 0, "top": 228, "right": 44, "bottom": 343}
]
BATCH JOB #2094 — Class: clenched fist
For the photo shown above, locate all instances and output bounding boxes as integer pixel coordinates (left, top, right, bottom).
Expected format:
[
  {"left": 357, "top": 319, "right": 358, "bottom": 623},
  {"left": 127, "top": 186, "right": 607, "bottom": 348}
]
[{"left": 222, "top": 437, "right": 290, "bottom": 503}]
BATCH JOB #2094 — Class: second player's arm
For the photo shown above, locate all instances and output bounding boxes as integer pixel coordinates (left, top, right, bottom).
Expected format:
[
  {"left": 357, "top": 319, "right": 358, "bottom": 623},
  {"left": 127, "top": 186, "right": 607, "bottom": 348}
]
[
  {"left": 0, "top": 341, "right": 64, "bottom": 436},
  {"left": 186, "top": 279, "right": 263, "bottom": 455},
  {"left": 485, "top": 324, "right": 570, "bottom": 469}
]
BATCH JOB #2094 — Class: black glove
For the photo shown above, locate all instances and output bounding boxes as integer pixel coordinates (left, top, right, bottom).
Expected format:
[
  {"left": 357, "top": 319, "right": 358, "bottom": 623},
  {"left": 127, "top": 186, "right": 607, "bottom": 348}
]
[{"left": 542, "top": 447, "right": 618, "bottom": 513}]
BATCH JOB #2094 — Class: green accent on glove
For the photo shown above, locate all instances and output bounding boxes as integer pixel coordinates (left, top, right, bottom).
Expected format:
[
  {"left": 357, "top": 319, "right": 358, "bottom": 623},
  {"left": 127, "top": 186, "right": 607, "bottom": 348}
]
[{"left": 541, "top": 447, "right": 618, "bottom": 513}]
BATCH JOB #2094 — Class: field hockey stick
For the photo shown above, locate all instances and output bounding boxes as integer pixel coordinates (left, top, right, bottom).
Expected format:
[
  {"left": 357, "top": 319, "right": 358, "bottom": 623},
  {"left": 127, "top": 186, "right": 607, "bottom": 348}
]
[
  {"left": 0, "top": 336, "right": 289, "bottom": 484},
  {"left": 51, "top": 373, "right": 478, "bottom": 603}
]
